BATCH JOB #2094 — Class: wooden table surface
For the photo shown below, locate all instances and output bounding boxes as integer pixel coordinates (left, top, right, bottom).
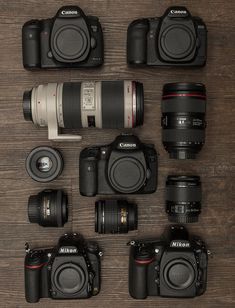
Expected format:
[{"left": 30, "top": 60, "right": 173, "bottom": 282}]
[{"left": 0, "top": 0, "right": 234, "bottom": 307}]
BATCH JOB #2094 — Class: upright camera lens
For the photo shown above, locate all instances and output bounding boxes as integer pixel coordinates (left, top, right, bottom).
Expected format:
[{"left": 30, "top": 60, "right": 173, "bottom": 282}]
[
  {"left": 28, "top": 190, "right": 68, "bottom": 227},
  {"left": 26, "top": 146, "right": 63, "bottom": 182},
  {"left": 166, "top": 175, "right": 202, "bottom": 223},
  {"left": 161, "top": 83, "right": 206, "bottom": 159},
  {"left": 95, "top": 200, "right": 138, "bottom": 234}
]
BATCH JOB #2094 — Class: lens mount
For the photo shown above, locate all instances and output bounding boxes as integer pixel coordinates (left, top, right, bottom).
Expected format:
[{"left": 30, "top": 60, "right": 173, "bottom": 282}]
[
  {"left": 53, "top": 25, "right": 88, "bottom": 61},
  {"left": 160, "top": 25, "right": 195, "bottom": 60},
  {"left": 109, "top": 157, "right": 146, "bottom": 194},
  {"left": 26, "top": 146, "right": 63, "bottom": 182},
  {"left": 164, "top": 258, "right": 195, "bottom": 290},
  {"left": 53, "top": 263, "right": 85, "bottom": 295}
]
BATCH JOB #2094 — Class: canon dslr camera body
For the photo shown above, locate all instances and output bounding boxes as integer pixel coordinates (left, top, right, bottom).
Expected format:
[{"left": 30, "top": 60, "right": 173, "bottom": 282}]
[
  {"left": 79, "top": 134, "right": 157, "bottom": 196},
  {"left": 129, "top": 225, "right": 208, "bottom": 298},
  {"left": 22, "top": 6, "right": 103, "bottom": 69},
  {"left": 127, "top": 6, "right": 207, "bottom": 66},
  {"left": 25, "top": 233, "right": 101, "bottom": 303}
]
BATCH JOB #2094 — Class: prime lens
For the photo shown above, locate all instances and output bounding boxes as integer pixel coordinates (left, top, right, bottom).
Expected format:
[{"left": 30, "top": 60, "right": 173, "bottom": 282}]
[
  {"left": 95, "top": 200, "right": 138, "bottom": 234},
  {"left": 28, "top": 190, "right": 68, "bottom": 227},
  {"left": 26, "top": 146, "right": 63, "bottom": 182},
  {"left": 161, "top": 83, "right": 206, "bottom": 159},
  {"left": 166, "top": 175, "right": 202, "bottom": 223},
  {"left": 23, "top": 81, "right": 144, "bottom": 141}
]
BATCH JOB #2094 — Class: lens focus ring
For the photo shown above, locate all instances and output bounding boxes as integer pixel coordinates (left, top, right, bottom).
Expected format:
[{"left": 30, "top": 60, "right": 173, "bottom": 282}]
[{"left": 166, "top": 175, "right": 202, "bottom": 223}]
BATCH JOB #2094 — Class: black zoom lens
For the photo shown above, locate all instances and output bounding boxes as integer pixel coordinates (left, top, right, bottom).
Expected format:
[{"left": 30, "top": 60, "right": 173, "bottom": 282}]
[
  {"left": 28, "top": 190, "right": 68, "bottom": 227},
  {"left": 161, "top": 83, "right": 206, "bottom": 159},
  {"left": 95, "top": 200, "right": 138, "bottom": 234},
  {"left": 166, "top": 176, "right": 202, "bottom": 223}
]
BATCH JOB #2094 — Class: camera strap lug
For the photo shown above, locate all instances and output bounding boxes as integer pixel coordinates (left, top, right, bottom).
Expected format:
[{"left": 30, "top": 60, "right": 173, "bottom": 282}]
[
  {"left": 25, "top": 243, "right": 30, "bottom": 254},
  {"left": 207, "top": 249, "right": 213, "bottom": 258}
]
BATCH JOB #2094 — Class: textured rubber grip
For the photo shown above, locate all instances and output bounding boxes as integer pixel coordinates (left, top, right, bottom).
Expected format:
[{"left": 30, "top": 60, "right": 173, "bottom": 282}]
[
  {"left": 25, "top": 265, "right": 41, "bottom": 303},
  {"left": 127, "top": 19, "right": 149, "bottom": 64}
]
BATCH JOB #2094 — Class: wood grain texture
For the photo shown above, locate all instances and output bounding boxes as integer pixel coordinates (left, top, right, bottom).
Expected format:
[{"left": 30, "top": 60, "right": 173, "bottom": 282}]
[{"left": 0, "top": 0, "right": 235, "bottom": 307}]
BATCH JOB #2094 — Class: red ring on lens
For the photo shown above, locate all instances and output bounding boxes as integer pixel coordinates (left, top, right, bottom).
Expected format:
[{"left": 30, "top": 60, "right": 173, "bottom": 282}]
[{"left": 162, "top": 93, "right": 206, "bottom": 100}]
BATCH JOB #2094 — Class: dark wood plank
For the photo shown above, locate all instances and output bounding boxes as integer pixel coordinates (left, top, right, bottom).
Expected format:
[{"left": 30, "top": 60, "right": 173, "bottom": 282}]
[{"left": 0, "top": 0, "right": 234, "bottom": 307}]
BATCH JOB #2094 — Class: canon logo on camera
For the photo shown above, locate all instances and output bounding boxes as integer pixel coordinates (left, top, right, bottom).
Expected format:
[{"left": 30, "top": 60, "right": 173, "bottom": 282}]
[
  {"left": 170, "top": 9, "right": 187, "bottom": 15},
  {"left": 61, "top": 10, "right": 78, "bottom": 15},
  {"left": 170, "top": 240, "right": 191, "bottom": 248},
  {"left": 119, "top": 143, "right": 137, "bottom": 148},
  {"left": 59, "top": 247, "right": 78, "bottom": 254}
]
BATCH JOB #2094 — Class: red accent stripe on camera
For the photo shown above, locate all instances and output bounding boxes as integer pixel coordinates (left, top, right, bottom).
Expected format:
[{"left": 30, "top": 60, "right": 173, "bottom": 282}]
[
  {"left": 162, "top": 93, "right": 206, "bottom": 99},
  {"left": 25, "top": 262, "right": 47, "bottom": 270},
  {"left": 135, "top": 257, "right": 155, "bottom": 265}
]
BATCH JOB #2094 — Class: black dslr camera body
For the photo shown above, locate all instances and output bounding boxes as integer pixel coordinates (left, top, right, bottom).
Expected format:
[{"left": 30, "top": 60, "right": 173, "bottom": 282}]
[
  {"left": 22, "top": 6, "right": 103, "bottom": 69},
  {"left": 127, "top": 6, "right": 207, "bottom": 67},
  {"left": 24, "top": 233, "right": 102, "bottom": 303},
  {"left": 79, "top": 134, "right": 157, "bottom": 196},
  {"left": 129, "top": 226, "right": 208, "bottom": 299}
]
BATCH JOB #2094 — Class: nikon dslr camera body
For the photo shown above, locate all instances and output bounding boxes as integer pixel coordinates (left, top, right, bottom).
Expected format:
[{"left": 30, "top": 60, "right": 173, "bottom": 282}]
[
  {"left": 22, "top": 6, "right": 103, "bottom": 69},
  {"left": 127, "top": 6, "right": 207, "bottom": 67},
  {"left": 79, "top": 134, "right": 157, "bottom": 196},
  {"left": 129, "top": 226, "right": 208, "bottom": 298},
  {"left": 24, "top": 233, "right": 101, "bottom": 303}
]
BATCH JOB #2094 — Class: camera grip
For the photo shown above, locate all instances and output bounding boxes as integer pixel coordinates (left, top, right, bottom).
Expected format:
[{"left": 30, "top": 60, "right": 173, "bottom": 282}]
[
  {"left": 127, "top": 19, "right": 149, "bottom": 65},
  {"left": 25, "top": 260, "right": 41, "bottom": 303},
  {"left": 129, "top": 247, "right": 148, "bottom": 299},
  {"left": 22, "top": 20, "right": 41, "bottom": 69},
  {"left": 79, "top": 157, "right": 97, "bottom": 196}
]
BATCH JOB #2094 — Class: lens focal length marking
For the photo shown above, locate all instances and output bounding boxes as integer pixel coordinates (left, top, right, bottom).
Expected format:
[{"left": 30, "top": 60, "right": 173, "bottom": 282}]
[
  {"left": 82, "top": 82, "right": 96, "bottom": 110},
  {"left": 162, "top": 113, "right": 205, "bottom": 129}
]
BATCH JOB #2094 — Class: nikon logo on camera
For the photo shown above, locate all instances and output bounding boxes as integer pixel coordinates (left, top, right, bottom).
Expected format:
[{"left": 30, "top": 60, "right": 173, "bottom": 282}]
[
  {"left": 59, "top": 246, "right": 78, "bottom": 254},
  {"left": 170, "top": 240, "right": 191, "bottom": 248},
  {"left": 61, "top": 10, "right": 78, "bottom": 15},
  {"left": 119, "top": 143, "right": 137, "bottom": 149}
]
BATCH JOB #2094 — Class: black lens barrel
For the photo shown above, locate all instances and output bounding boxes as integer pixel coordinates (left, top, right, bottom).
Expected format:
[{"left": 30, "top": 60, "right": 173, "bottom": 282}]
[
  {"left": 166, "top": 175, "right": 202, "bottom": 223},
  {"left": 95, "top": 200, "right": 138, "bottom": 234},
  {"left": 28, "top": 190, "right": 68, "bottom": 227},
  {"left": 161, "top": 82, "right": 206, "bottom": 159}
]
